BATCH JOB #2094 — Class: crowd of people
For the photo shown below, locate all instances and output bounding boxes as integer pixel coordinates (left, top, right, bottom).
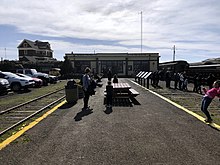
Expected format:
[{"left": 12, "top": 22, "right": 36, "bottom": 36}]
[
  {"left": 150, "top": 70, "right": 220, "bottom": 123},
  {"left": 150, "top": 70, "right": 217, "bottom": 92}
]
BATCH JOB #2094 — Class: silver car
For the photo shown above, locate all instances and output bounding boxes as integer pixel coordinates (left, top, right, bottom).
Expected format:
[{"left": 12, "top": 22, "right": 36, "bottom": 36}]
[
  {"left": 0, "top": 71, "right": 34, "bottom": 91},
  {"left": 0, "top": 78, "right": 10, "bottom": 95}
]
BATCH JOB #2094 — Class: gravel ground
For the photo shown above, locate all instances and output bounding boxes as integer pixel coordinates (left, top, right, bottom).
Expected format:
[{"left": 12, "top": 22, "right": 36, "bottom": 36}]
[{"left": 145, "top": 79, "right": 220, "bottom": 124}]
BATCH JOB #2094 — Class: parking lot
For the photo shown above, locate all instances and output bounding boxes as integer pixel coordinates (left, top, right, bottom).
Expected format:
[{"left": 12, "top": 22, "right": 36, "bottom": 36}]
[{"left": 0, "top": 69, "right": 59, "bottom": 95}]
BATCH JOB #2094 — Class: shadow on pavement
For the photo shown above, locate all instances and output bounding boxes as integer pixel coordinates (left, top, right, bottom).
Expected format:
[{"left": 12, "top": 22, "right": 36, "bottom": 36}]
[
  {"left": 104, "top": 97, "right": 141, "bottom": 107},
  {"left": 74, "top": 109, "right": 93, "bottom": 121},
  {"left": 130, "top": 97, "right": 141, "bottom": 105}
]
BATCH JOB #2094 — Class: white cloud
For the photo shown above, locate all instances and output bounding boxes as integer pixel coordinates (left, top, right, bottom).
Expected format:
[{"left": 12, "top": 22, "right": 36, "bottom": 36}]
[{"left": 0, "top": 0, "right": 220, "bottom": 62}]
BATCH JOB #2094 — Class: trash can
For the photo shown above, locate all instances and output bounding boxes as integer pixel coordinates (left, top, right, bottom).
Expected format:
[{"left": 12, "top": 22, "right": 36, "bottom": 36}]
[{"left": 65, "top": 80, "right": 78, "bottom": 103}]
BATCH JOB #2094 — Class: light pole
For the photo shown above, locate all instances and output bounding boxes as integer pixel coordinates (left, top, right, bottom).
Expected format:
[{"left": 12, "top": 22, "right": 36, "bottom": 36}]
[
  {"left": 4, "top": 48, "right": 6, "bottom": 59},
  {"left": 140, "top": 11, "right": 143, "bottom": 54},
  {"left": 172, "top": 45, "right": 176, "bottom": 61}
]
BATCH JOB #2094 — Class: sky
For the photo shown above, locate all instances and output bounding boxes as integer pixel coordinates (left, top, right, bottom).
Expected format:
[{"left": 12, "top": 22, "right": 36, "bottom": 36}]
[{"left": 0, "top": 0, "right": 220, "bottom": 63}]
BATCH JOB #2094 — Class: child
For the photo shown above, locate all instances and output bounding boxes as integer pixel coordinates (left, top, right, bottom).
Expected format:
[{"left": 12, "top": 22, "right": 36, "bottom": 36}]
[
  {"left": 106, "top": 81, "right": 113, "bottom": 108},
  {"left": 113, "top": 74, "right": 118, "bottom": 83},
  {"left": 201, "top": 80, "right": 220, "bottom": 123}
]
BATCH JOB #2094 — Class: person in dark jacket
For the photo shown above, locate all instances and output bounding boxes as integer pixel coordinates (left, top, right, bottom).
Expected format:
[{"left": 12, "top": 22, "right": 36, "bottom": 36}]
[
  {"left": 107, "top": 69, "right": 112, "bottom": 81},
  {"left": 113, "top": 74, "right": 118, "bottom": 83},
  {"left": 106, "top": 81, "right": 113, "bottom": 108},
  {"left": 206, "top": 73, "right": 216, "bottom": 89},
  {"left": 165, "top": 71, "right": 171, "bottom": 88}
]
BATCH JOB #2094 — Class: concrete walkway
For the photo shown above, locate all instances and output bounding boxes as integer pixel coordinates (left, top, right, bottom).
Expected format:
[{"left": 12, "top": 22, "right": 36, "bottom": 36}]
[{"left": 1, "top": 78, "right": 220, "bottom": 165}]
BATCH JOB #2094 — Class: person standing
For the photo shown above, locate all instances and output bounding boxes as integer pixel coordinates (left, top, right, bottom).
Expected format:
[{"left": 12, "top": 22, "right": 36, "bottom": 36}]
[
  {"left": 107, "top": 69, "right": 112, "bottom": 81},
  {"left": 113, "top": 74, "right": 118, "bottom": 83},
  {"left": 165, "top": 70, "right": 171, "bottom": 88},
  {"left": 174, "top": 72, "right": 180, "bottom": 89},
  {"left": 178, "top": 72, "right": 184, "bottom": 90},
  {"left": 106, "top": 81, "right": 113, "bottom": 108},
  {"left": 193, "top": 74, "right": 198, "bottom": 92},
  {"left": 82, "top": 67, "right": 92, "bottom": 110},
  {"left": 206, "top": 73, "right": 216, "bottom": 89},
  {"left": 197, "top": 74, "right": 203, "bottom": 94},
  {"left": 182, "top": 73, "right": 188, "bottom": 91},
  {"left": 201, "top": 80, "right": 220, "bottom": 123}
]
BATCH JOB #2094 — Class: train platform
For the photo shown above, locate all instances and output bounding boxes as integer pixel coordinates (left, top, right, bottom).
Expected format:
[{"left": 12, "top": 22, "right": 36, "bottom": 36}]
[{"left": 1, "top": 78, "right": 220, "bottom": 165}]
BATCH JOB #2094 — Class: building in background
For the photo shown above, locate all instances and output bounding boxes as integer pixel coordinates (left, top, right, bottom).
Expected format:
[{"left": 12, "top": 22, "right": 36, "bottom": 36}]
[
  {"left": 17, "top": 39, "right": 59, "bottom": 73},
  {"left": 64, "top": 52, "right": 159, "bottom": 77},
  {"left": 17, "top": 39, "right": 55, "bottom": 62}
]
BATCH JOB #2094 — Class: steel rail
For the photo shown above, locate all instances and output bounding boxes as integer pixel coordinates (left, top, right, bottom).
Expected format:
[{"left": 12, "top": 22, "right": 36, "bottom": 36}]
[
  {"left": 0, "top": 95, "right": 65, "bottom": 136},
  {"left": 0, "top": 88, "right": 64, "bottom": 115}
]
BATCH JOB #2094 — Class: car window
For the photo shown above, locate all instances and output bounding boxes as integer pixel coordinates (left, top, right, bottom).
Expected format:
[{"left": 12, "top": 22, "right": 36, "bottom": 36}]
[
  {"left": 25, "top": 70, "right": 32, "bottom": 74},
  {"left": 4, "top": 72, "right": 20, "bottom": 78},
  {"left": 17, "top": 70, "right": 23, "bottom": 73},
  {"left": 0, "top": 73, "right": 5, "bottom": 78}
]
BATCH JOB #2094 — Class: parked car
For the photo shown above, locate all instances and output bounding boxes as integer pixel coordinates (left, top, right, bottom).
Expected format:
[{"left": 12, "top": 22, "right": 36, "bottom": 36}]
[
  {"left": 0, "top": 71, "right": 34, "bottom": 92},
  {"left": 0, "top": 78, "right": 10, "bottom": 95},
  {"left": 49, "top": 68, "right": 61, "bottom": 78},
  {"left": 49, "top": 75, "right": 58, "bottom": 84},
  {"left": 16, "top": 69, "right": 50, "bottom": 86},
  {"left": 16, "top": 73, "right": 43, "bottom": 87}
]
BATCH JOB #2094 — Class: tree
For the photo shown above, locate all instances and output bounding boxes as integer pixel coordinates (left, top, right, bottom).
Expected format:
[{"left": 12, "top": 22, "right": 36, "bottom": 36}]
[{"left": 60, "top": 56, "right": 74, "bottom": 79}]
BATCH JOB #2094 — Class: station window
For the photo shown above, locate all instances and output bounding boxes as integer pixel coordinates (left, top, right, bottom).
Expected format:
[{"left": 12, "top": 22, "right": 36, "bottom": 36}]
[
  {"left": 101, "top": 61, "right": 123, "bottom": 74},
  {"left": 75, "top": 61, "right": 91, "bottom": 73},
  {"left": 133, "top": 61, "right": 148, "bottom": 72}
]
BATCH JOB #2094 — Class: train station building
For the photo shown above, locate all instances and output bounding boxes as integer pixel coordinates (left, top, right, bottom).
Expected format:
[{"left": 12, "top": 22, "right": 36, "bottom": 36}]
[{"left": 64, "top": 52, "right": 160, "bottom": 77}]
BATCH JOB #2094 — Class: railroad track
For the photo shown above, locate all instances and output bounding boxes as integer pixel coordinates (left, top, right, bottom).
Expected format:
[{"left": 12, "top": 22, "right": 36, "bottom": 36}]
[{"left": 0, "top": 89, "right": 66, "bottom": 136}]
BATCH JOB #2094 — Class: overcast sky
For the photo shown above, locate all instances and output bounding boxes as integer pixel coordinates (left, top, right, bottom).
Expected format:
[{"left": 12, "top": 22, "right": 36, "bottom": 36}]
[{"left": 0, "top": 0, "right": 220, "bottom": 62}]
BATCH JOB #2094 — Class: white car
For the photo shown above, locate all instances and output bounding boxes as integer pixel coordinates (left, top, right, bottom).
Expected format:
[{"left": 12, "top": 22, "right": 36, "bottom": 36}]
[
  {"left": 0, "top": 71, "right": 34, "bottom": 91},
  {"left": 16, "top": 69, "right": 50, "bottom": 86},
  {"left": 16, "top": 73, "right": 43, "bottom": 87},
  {"left": 0, "top": 78, "right": 10, "bottom": 94}
]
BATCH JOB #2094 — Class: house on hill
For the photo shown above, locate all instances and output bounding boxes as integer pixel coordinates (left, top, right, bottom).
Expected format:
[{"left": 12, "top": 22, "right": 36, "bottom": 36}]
[{"left": 17, "top": 39, "right": 55, "bottom": 62}]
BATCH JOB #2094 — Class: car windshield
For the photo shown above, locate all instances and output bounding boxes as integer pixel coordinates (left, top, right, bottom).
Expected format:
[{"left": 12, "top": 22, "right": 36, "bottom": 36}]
[
  {"left": 3, "top": 72, "right": 20, "bottom": 78},
  {"left": 17, "top": 73, "right": 30, "bottom": 78}
]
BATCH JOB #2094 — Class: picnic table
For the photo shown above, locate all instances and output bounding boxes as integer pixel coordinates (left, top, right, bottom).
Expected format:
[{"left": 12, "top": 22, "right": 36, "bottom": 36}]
[
  {"left": 105, "top": 83, "right": 139, "bottom": 99},
  {"left": 112, "top": 83, "right": 131, "bottom": 92}
]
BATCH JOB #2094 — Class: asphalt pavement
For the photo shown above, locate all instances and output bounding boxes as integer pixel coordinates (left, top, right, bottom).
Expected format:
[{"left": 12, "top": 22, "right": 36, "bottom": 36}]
[{"left": 0, "top": 78, "right": 220, "bottom": 165}]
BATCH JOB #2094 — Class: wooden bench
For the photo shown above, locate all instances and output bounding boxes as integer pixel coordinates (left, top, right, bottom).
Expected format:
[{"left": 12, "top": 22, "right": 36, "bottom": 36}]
[
  {"left": 104, "top": 88, "right": 139, "bottom": 98},
  {"left": 128, "top": 89, "right": 139, "bottom": 97},
  {"left": 104, "top": 91, "right": 130, "bottom": 98}
]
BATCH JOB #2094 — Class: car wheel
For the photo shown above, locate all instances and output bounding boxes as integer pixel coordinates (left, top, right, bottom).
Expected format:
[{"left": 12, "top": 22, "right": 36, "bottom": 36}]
[
  {"left": 11, "top": 83, "right": 21, "bottom": 92},
  {"left": 42, "top": 79, "right": 48, "bottom": 86}
]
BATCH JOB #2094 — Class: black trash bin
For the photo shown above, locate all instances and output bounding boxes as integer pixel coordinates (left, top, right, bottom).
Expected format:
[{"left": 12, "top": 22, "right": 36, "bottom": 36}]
[{"left": 65, "top": 80, "right": 78, "bottom": 103}]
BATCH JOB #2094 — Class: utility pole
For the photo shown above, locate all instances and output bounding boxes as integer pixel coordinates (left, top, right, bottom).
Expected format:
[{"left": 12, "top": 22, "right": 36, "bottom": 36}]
[
  {"left": 140, "top": 11, "right": 143, "bottom": 54},
  {"left": 4, "top": 48, "right": 6, "bottom": 59},
  {"left": 172, "top": 45, "right": 176, "bottom": 61}
]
